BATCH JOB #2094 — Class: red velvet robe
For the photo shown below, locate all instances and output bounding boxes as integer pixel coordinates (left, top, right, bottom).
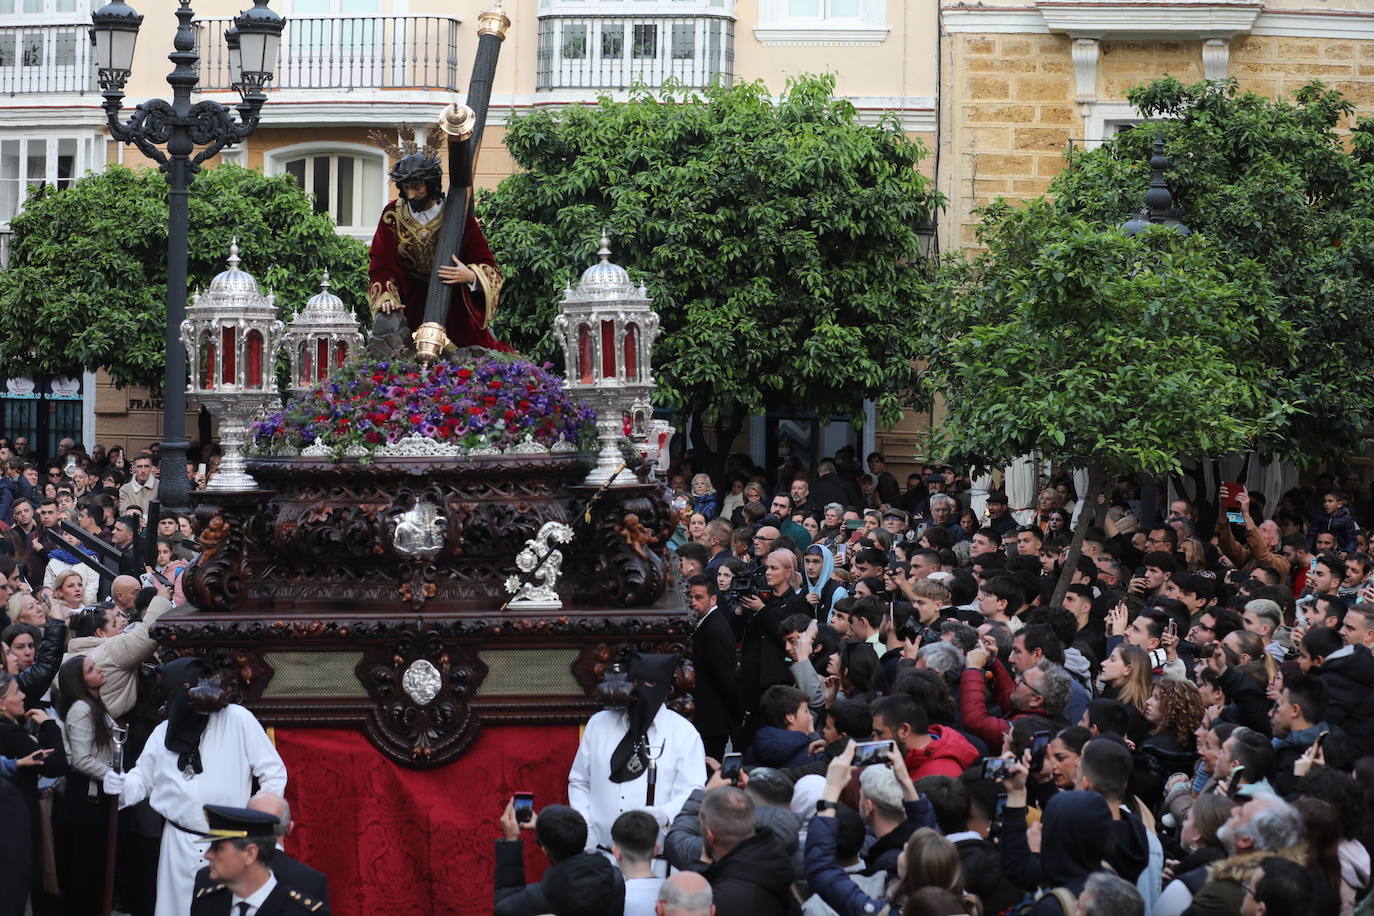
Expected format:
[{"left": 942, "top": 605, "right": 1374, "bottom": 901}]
[{"left": 367, "top": 198, "right": 510, "bottom": 351}]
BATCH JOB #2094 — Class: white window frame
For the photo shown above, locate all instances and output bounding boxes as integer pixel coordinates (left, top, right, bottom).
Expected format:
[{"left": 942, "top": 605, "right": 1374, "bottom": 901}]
[
  {"left": 265, "top": 141, "right": 389, "bottom": 241},
  {"left": 754, "top": 0, "right": 887, "bottom": 45},
  {"left": 0, "top": 131, "right": 100, "bottom": 233},
  {"left": 1082, "top": 102, "right": 1143, "bottom": 150}
]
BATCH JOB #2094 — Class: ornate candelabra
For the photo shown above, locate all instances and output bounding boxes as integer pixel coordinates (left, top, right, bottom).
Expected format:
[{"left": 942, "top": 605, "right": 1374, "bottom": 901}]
[
  {"left": 90, "top": 0, "right": 285, "bottom": 510},
  {"left": 553, "top": 233, "right": 662, "bottom": 486},
  {"left": 180, "top": 241, "right": 285, "bottom": 491}
]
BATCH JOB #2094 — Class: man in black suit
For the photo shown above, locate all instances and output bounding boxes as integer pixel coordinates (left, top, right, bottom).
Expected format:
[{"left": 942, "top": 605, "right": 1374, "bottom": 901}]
[
  {"left": 687, "top": 574, "right": 743, "bottom": 760},
  {"left": 193, "top": 792, "right": 328, "bottom": 910},
  {"left": 189, "top": 805, "right": 329, "bottom": 915}
]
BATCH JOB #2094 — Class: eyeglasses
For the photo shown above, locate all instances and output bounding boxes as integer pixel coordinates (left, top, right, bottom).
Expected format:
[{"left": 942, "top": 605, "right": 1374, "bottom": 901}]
[
  {"left": 1016, "top": 673, "right": 1043, "bottom": 697},
  {"left": 753, "top": 535, "right": 774, "bottom": 544}
]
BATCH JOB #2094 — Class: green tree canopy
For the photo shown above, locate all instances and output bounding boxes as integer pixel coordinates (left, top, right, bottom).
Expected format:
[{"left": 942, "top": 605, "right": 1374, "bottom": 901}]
[
  {"left": 922, "top": 210, "right": 1300, "bottom": 601},
  {"left": 480, "top": 75, "right": 942, "bottom": 475},
  {"left": 0, "top": 164, "right": 369, "bottom": 389},
  {"left": 1039, "top": 77, "right": 1374, "bottom": 464}
]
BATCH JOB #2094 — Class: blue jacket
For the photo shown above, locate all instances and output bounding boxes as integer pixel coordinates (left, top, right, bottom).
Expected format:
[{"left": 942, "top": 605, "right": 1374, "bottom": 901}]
[
  {"left": 804, "top": 798, "right": 937, "bottom": 916},
  {"left": 1309, "top": 506, "right": 1360, "bottom": 555},
  {"left": 746, "top": 726, "right": 821, "bottom": 769}
]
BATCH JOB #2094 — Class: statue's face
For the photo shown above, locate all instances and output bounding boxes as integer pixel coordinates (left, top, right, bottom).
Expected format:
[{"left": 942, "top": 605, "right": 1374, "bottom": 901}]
[{"left": 400, "top": 180, "right": 433, "bottom": 211}]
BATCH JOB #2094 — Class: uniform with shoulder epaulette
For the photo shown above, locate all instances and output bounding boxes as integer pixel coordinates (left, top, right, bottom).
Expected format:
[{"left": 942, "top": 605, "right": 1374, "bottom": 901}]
[{"left": 189, "top": 878, "right": 330, "bottom": 915}]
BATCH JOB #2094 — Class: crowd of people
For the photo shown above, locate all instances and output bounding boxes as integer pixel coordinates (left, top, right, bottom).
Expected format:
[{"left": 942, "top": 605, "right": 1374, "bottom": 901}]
[
  {"left": 0, "top": 436, "right": 328, "bottom": 916},
  {"left": 501, "top": 449, "right": 1374, "bottom": 916}
]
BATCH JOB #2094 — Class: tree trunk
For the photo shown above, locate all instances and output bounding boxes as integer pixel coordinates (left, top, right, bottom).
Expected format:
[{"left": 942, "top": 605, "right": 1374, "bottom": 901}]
[
  {"left": 1051, "top": 462, "right": 1107, "bottom": 608},
  {"left": 688, "top": 407, "right": 746, "bottom": 487}
]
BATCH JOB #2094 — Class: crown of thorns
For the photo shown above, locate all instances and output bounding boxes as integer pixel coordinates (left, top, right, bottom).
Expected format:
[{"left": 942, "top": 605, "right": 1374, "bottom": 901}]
[{"left": 366, "top": 124, "right": 444, "bottom": 161}]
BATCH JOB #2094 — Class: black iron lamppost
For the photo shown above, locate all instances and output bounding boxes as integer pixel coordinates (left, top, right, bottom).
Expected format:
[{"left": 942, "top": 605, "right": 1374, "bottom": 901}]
[
  {"left": 89, "top": 0, "right": 285, "bottom": 513},
  {"left": 1121, "top": 135, "right": 1189, "bottom": 529},
  {"left": 1121, "top": 136, "right": 1191, "bottom": 237}
]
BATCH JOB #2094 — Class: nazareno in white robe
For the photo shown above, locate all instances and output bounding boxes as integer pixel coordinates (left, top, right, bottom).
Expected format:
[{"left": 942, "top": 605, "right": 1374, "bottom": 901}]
[
  {"left": 568, "top": 704, "right": 706, "bottom": 855},
  {"left": 118, "top": 703, "right": 288, "bottom": 916}
]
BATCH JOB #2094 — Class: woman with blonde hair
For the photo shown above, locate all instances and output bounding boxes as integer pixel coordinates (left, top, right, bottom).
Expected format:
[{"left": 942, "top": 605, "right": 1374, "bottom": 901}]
[
  {"left": 689, "top": 472, "right": 719, "bottom": 520},
  {"left": 49, "top": 568, "right": 91, "bottom": 613},
  {"left": 1098, "top": 644, "right": 1153, "bottom": 744},
  {"left": 1180, "top": 537, "right": 1207, "bottom": 571},
  {"left": 1035, "top": 487, "right": 1063, "bottom": 532},
  {"left": 731, "top": 481, "right": 767, "bottom": 525}
]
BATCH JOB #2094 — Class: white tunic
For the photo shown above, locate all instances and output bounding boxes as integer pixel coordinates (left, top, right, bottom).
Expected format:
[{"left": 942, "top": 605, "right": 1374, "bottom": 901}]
[
  {"left": 568, "top": 706, "right": 706, "bottom": 853},
  {"left": 118, "top": 704, "right": 288, "bottom": 916}
]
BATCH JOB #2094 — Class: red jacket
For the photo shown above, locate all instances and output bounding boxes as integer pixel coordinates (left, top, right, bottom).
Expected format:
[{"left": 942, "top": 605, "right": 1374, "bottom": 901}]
[
  {"left": 902, "top": 724, "right": 980, "bottom": 781},
  {"left": 959, "top": 664, "right": 1040, "bottom": 750}
]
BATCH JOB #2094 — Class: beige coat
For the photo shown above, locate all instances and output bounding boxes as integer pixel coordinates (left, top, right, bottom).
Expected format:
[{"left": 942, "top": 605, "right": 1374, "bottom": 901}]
[{"left": 62, "top": 597, "right": 174, "bottom": 717}]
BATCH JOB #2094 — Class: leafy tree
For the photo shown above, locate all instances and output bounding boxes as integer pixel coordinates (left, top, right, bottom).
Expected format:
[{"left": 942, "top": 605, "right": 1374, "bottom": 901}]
[
  {"left": 1047, "top": 77, "right": 1374, "bottom": 467},
  {"left": 921, "top": 210, "right": 1299, "bottom": 603},
  {"left": 480, "top": 75, "right": 942, "bottom": 478},
  {"left": 0, "top": 164, "right": 369, "bottom": 390}
]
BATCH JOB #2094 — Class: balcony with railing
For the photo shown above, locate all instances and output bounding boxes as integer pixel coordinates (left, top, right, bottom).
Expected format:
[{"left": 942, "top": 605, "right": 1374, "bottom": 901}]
[
  {"left": 0, "top": 24, "right": 95, "bottom": 95},
  {"left": 537, "top": 14, "right": 734, "bottom": 91},
  {"left": 192, "top": 15, "right": 461, "bottom": 92}
]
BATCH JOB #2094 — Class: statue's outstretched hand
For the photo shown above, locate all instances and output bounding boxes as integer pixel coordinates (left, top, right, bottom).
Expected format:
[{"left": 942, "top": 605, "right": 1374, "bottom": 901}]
[{"left": 438, "top": 254, "right": 476, "bottom": 286}]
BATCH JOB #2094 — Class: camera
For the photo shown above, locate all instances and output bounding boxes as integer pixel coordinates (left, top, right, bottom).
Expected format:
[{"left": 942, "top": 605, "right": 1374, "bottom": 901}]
[
  {"left": 1028, "top": 731, "right": 1052, "bottom": 775},
  {"left": 725, "top": 564, "right": 769, "bottom": 603}
]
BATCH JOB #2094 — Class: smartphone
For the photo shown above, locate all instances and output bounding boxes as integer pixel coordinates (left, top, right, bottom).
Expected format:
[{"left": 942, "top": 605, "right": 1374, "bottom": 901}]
[
  {"left": 1226, "top": 765, "right": 1247, "bottom": 799},
  {"left": 719, "top": 753, "right": 744, "bottom": 785},
  {"left": 513, "top": 792, "right": 534, "bottom": 824},
  {"left": 836, "top": 542, "right": 847, "bottom": 562},
  {"left": 852, "top": 739, "right": 897, "bottom": 767},
  {"left": 1029, "top": 731, "right": 1052, "bottom": 774},
  {"left": 898, "top": 613, "right": 924, "bottom": 644},
  {"left": 981, "top": 756, "right": 1012, "bottom": 781},
  {"left": 1220, "top": 482, "right": 1246, "bottom": 525},
  {"left": 1313, "top": 731, "right": 1328, "bottom": 754},
  {"left": 1168, "top": 619, "right": 1178, "bottom": 638},
  {"left": 843, "top": 519, "right": 865, "bottom": 531},
  {"left": 196, "top": 463, "right": 207, "bottom": 478}
]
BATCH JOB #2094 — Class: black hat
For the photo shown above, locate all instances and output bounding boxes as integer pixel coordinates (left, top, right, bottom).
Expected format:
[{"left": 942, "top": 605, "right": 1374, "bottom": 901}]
[
  {"left": 987, "top": 492, "right": 1009, "bottom": 505},
  {"left": 192, "top": 804, "right": 279, "bottom": 843},
  {"left": 925, "top": 473, "right": 945, "bottom": 484}
]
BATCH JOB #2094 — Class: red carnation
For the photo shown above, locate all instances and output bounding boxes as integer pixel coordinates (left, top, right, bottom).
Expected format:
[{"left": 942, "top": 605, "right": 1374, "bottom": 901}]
[
  {"left": 457, "top": 368, "right": 473, "bottom": 380},
  {"left": 517, "top": 400, "right": 532, "bottom": 411},
  {"left": 468, "top": 406, "right": 484, "bottom": 415},
  {"left": 489, "top": 379, "right": 503, "bottom": 389}
]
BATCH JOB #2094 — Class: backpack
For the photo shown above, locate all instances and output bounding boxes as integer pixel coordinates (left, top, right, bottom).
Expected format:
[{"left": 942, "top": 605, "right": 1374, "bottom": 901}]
[{"left": 1010, "top": 887, "right": 1076, "bottom": 916}]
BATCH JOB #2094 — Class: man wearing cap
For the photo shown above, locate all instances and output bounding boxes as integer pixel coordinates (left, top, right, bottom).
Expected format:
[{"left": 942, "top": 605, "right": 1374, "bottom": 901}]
[
  {"left": 104, "top": 658, "right": 288, "bottom": 916},
  {"left": 189, "top": 804, "right": 327, "bottom": 914},
  {"left": 881, "top": 508, "right": 911, "bottom": 544},
  {"left": 984, "top": 492, "right": 1018, "bottom": 537},
  {"left": 569, "top": 653, "right": 707, "bottom": 858}
]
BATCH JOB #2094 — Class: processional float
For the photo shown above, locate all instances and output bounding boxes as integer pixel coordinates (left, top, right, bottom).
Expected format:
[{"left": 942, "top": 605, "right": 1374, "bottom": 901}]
[{"left": 154, "top": 4, "right": 690, "bottom": 771}]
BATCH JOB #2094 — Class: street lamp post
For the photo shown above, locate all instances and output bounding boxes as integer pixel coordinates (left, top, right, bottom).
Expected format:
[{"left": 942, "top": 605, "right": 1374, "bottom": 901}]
[{"left": 90, "top": 0, "right": 284, "bottom": 513}]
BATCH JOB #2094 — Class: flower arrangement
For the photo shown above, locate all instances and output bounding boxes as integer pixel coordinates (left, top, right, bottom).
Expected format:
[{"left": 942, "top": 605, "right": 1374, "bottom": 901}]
[{"left": 250, "top": 353, "right": 597, "bottom": 459}]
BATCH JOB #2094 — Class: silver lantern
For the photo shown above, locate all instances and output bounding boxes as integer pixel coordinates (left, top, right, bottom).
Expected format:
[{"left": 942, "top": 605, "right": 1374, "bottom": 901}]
[
  {"left": 282, "top": 270, "right": 363, "bottom": 398},
  {"left": 180, "top": 239, "right": 284, "bottom": 490},
  {"left": 553, "top": 233, "right": 661, "bottom": 486}
]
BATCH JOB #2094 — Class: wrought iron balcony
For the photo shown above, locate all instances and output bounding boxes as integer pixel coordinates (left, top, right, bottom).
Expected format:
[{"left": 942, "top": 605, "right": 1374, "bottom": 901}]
[
  {"left": 537, "top": 13, "right": 734, "bottom": 91},
  {"left": 0, "top": 24, "right": 95, "bottom": 95},
  {"left": 192, "top": 15, "right": 461, "bottom": 92}
]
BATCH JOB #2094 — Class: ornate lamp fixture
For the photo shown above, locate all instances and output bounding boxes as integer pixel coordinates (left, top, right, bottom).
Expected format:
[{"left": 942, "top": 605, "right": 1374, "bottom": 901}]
[
  {"left": 282, "top": 270, "right": 363, "bottom": 398},
  {"left": 553, "top": 233, "right": 661, "bottom": 485},
  {"left": 1121, "top": 137, "right": 1191, "bottom": 237},
  {"left": 180, "top": 240, "right": 284, "bottom": 490}
]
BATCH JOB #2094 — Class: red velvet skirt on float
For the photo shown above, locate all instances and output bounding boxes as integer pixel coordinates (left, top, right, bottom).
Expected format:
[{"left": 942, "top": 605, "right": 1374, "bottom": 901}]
[{"left": 276, "top": 725, "right": 581, "bottom": 915}]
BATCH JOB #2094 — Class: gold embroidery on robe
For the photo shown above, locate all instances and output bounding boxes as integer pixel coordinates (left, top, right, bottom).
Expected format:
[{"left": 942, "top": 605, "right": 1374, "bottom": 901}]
[
  {"left": 471, "top": 262, "right": 503, "bottom": 328},
  {"left": 368, "top": 278, "right": 405, "bottom": 316}
]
